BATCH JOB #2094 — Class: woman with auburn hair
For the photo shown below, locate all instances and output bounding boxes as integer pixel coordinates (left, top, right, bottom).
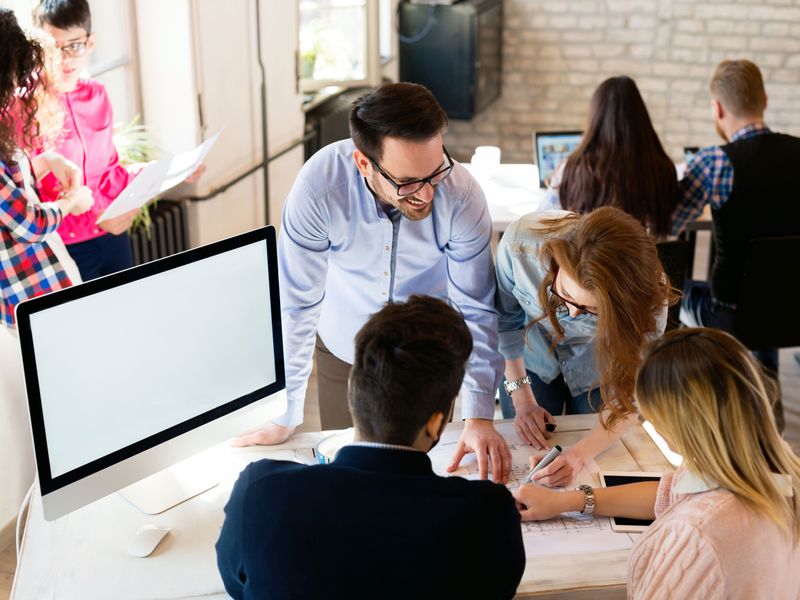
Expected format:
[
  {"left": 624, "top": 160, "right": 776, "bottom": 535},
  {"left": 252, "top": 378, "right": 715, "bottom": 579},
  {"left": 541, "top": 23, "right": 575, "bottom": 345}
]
[
  {"left": 551, "top": 76, "right": 677, "bottom": 238},
  {"left": 0, "top": 8, "right": 92, "bottom": 328},
  {"left": 495, "top": 206, "right": 676, "bottom": 485},
  {"left": 515, "top": 328, "right": 800, "bottom": 599}
]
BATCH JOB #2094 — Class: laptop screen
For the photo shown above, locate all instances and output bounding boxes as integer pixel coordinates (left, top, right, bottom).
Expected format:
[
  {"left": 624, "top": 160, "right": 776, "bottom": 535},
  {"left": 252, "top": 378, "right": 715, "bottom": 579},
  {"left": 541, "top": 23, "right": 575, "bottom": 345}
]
[{"left": 535, "top": 131, "right": 583, "bottom": 188}]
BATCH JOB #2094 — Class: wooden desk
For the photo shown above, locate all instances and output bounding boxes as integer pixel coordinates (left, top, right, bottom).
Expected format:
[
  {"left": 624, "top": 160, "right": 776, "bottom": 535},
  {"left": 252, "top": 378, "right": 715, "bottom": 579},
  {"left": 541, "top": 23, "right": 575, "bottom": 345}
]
[{"left": 12, "top": 416, "right": 671, "bottom": 599}]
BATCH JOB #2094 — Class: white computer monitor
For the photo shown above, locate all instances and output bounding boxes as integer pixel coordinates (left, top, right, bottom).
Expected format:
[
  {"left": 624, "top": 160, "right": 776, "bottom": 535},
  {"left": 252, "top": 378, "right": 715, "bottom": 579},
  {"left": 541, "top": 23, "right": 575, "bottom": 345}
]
[
  {"left": 16, "top": 226, "right": 286, "bottom": 521},
  {"left": 534, "top": 130, "right": 583, "bottom": 188}
]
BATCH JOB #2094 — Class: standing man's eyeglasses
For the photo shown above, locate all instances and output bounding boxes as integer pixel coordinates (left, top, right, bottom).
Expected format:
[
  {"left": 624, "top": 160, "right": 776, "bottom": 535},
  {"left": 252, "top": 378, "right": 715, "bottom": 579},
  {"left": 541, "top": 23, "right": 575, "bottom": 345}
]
[
  {"left": 549, "top": 273, "right": 598, "bottom": 316},
  {"left": 58, "top": 38, "right": 90, "bottom": 58},
  {"left": 368, "top": 147, "right": 454, "bottom": 197}
]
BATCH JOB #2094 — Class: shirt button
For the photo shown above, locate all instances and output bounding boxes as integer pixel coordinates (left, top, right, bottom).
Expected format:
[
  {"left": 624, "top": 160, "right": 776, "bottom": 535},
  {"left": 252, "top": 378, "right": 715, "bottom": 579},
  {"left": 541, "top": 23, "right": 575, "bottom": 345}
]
[
  {"left": 382, "top": 292, "right": 388, "bottom": 296},
  {"left": 69, "top": 232, "right": 75, "bottom": 238},
  {"left": 384, "top": 245, "right": 390, "bottom": 251},
  {"left": 384, "top": 271, "right": 389, "bottom": 276}
]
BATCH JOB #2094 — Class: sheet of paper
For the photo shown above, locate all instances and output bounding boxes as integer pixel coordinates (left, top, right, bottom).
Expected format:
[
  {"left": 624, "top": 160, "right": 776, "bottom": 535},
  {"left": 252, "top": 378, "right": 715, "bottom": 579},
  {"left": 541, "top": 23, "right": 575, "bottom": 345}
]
[
  {"left": 428, "top": 421, "right": 635, "bottom": 557},
  {"left": 96, "top": 132, "right": 220, "bottom": 223}
]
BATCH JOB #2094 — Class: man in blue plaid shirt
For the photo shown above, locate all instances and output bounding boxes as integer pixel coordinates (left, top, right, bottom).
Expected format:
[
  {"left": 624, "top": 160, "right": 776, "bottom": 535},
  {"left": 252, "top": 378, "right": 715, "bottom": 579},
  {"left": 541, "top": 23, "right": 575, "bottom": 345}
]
[{"left": 673, "top": 60, "right": 800, "bottom": 428}]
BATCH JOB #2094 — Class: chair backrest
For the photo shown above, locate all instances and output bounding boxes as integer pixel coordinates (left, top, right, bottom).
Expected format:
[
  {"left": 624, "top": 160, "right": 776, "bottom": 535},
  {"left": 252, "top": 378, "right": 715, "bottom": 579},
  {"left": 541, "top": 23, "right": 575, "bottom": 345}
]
[
  {"left": 656, "top": 240, "right": 692, "bottom": 330},
  {"left": 735, "top": 236, "right": 800, "bottom": 349}
]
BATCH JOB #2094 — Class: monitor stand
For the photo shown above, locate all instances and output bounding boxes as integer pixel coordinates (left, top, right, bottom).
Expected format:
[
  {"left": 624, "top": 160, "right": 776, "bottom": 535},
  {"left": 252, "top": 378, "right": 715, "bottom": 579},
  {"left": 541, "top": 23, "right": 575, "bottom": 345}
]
[{"left": 117, "top": 447, "right": 222, "bottom": 515}]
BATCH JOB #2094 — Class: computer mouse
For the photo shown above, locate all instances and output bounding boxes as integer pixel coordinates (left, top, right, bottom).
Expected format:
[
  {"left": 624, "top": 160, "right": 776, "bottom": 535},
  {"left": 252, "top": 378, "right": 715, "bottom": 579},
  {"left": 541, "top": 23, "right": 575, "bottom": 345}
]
[{"left": 127, "top": 524, "right": 171, "bottom": 557}]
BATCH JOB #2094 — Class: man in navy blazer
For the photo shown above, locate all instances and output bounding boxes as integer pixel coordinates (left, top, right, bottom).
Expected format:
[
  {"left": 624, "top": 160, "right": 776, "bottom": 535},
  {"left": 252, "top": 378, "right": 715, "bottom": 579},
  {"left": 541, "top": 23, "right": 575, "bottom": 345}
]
[{"left": 216, "top": 295, "right": 525, "bottom": 599}]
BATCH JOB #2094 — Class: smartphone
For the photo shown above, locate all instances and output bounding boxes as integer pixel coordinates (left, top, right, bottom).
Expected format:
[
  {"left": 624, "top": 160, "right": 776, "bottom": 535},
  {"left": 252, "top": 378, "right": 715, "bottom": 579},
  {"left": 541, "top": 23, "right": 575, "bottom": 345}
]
[{"left": 599, "top": 471, "right": 664, "bottom": 532}]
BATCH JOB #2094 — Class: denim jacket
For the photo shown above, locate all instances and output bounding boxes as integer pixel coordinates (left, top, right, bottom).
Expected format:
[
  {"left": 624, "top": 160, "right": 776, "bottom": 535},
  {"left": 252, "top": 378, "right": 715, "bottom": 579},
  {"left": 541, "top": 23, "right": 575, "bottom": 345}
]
[
  {"left": 495, "top": 211, "right": 667, "bottom": 397},
  {"left": 495, "top": 211, "right": 600, "bottom": 396}
]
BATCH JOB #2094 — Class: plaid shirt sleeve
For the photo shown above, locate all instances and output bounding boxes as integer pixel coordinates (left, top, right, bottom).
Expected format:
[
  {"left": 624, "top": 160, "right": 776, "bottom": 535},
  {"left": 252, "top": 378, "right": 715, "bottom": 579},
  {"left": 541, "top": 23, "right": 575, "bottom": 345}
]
[
  {"left": 0, "top": 167, "right": 62, "bottom": 242},
  {"left": 671, "top": 146, "right": 734, "bottom": 236}
]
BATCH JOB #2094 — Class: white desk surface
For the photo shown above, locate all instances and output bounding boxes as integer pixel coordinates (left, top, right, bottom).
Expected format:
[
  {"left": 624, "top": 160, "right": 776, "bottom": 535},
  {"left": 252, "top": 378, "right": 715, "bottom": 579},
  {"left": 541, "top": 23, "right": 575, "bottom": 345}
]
[
  {"left": 463, "top": 163, "right": 552, "bottom": 232},
  {"left": 12, "top": 415, "right": 672, "bottom": 600}
]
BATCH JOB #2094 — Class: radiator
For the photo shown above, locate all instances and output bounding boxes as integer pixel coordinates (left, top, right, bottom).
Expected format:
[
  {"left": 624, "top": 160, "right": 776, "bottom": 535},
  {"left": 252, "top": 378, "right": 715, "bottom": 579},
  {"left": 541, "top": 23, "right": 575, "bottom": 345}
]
[{"left": 130, "top": 200, "right": 189, "bottom": 266}]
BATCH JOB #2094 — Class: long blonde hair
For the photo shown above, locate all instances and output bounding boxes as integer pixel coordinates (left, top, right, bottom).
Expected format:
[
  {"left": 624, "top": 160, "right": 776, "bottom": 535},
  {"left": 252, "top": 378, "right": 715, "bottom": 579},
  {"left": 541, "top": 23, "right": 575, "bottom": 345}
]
[
  {"left": 636, "top": 328, "right": 800, "bottom": 540},
  {"left": 530, "top": 207, "right": 677, "bottom": 429}
]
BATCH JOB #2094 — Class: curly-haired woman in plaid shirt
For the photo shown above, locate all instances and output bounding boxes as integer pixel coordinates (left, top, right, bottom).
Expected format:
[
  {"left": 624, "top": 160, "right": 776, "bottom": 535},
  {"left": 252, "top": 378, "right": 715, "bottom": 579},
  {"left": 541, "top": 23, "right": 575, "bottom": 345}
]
[{"left": 0, "top": 9, "right": 93, "bottom": 328}]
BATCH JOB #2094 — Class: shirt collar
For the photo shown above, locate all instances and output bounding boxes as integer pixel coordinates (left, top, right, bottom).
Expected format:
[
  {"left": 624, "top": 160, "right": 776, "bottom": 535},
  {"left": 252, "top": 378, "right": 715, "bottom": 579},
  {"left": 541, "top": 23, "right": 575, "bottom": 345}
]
[
  {"left": 673, "top": 466, "right": 793, "bottom": 497},
  {"left": 332, "top": 444, "right": 434, "bottom": 476},
  {"left": 730, "top": 122, "right": 771, "bottom": 142},
  {"left": 348, "top": 441, "right": 422, "bottom": 453}
]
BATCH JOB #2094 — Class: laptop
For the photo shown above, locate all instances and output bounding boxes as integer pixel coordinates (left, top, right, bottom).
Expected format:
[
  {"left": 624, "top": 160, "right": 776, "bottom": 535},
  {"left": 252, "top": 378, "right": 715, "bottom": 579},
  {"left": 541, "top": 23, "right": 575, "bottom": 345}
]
[{"left": 534, "top": 131, "right": 583, "bottom": 188}]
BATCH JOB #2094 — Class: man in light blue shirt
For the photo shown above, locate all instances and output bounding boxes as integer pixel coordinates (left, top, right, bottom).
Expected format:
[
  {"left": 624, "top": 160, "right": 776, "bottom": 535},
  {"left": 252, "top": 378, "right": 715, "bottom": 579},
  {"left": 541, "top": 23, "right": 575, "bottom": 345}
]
[{"left": 234, "top": 83, "right": 511, "bottom": 481}]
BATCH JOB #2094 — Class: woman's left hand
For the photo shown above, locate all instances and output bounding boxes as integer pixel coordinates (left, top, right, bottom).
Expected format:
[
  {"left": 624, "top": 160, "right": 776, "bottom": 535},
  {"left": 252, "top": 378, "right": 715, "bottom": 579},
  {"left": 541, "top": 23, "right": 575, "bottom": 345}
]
[
  {"left": 529, "top": 445, "right": 587, "bottom": 488},
  {"left": 513, "top": 483, "right": 580, "bottom": 521}
]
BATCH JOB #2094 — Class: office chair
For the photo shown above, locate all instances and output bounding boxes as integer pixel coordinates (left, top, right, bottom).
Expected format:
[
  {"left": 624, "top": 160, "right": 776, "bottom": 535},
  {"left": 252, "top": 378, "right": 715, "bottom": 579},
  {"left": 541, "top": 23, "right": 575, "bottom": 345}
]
[
  {"left": 733, "top": 236, "right": 800, "bottom": 432},
  {"left": 656, "top": 240, "right": 692, "bottom": 331}
]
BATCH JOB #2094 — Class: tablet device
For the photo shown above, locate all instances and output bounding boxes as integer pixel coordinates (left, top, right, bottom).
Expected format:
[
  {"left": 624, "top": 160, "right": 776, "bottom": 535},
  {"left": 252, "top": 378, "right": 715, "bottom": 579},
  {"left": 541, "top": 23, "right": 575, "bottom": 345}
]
[{"left": 599, "top": 471, "right": 664, "bottom": 532}]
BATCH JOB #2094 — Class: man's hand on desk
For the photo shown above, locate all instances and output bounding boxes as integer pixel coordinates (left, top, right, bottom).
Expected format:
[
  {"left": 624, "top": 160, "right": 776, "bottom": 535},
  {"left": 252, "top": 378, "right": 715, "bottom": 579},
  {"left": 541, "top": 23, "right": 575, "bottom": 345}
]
[
  {"left": 528, "top": 445, "right": 587, "bottom": 488},
  {"left": 446, "top": 418, "right": 512, "bottom": 484},
  {"left": 231, "top": 422, "right": 296, "bottom": 447}
]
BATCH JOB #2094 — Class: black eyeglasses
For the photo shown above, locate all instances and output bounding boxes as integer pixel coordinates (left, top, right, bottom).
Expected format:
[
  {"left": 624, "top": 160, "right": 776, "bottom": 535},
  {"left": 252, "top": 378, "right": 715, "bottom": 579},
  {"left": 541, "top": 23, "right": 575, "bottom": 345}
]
[
  {"left": 58, "top": 38, "right": 90, "bottom": 58},
  {"left": 368, "top": 147, "right": 454, "bottom": 197},
  {"left": 550, "top": 275, "right": 598, "bottom": 316}
]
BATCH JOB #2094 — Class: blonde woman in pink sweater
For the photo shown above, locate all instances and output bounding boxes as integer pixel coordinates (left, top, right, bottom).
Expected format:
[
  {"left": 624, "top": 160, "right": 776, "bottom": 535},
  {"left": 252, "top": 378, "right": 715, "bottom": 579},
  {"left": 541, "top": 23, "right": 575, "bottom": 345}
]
[{"left": 515, "top": 327, "right": 800, "bottom": 599}]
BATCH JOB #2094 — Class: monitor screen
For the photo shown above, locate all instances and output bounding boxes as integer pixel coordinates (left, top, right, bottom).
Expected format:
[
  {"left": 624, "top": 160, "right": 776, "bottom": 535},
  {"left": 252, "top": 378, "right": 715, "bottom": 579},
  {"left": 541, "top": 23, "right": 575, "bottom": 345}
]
[
  {"left": 17, "top": 226, "right": 285, "bottom": 518},
  {"left": 535, "top": 131, "right": 583, "bottom": 188}
]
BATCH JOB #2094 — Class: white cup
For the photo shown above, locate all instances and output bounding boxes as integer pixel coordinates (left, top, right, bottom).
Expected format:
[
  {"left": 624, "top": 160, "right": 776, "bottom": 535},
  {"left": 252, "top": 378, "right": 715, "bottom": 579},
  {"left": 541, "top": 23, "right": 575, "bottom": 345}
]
[{"left": 470, "top": 146, "right": 501, "bottom": 178}]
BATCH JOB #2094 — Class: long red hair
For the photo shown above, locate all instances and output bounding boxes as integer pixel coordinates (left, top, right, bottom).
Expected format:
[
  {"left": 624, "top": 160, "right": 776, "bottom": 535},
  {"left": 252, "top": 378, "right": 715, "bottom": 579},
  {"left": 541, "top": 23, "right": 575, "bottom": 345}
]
[{"left": 530, "top": 207, "right": 678, "bottom": 428}]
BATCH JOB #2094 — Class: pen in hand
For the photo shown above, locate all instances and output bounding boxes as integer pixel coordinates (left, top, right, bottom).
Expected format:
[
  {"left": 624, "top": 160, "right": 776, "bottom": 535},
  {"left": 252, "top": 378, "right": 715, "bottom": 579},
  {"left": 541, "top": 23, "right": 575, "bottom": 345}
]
[{"left": 523, "top": 445, "right": 563, "bottom": 485}]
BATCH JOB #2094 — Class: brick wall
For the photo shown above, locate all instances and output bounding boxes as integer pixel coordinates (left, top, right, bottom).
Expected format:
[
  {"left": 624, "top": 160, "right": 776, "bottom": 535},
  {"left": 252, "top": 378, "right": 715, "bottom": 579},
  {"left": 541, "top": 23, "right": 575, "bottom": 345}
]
[{"left": 444, "top": 0, "right": 800, "bottom": 164}]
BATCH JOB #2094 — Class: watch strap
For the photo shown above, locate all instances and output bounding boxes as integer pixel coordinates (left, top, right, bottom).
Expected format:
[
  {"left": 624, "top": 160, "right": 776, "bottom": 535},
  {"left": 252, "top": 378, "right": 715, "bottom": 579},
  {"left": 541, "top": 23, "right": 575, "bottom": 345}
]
[
  {"left": 503, "top": 375, "right": 532, "bottom": 395},
  {"left": 576, "top": 484, "right": 596, "bottom": 515}
]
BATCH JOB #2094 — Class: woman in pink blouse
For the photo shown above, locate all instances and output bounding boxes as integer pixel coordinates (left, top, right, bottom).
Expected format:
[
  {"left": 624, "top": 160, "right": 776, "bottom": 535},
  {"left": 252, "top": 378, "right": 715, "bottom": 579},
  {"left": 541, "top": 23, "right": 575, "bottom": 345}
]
[
  {"left": 32, "top": 0, "right": 202, "bottom": 281},
  {"left": 515, "top": 327, "right": 800, "bottom": 599}
]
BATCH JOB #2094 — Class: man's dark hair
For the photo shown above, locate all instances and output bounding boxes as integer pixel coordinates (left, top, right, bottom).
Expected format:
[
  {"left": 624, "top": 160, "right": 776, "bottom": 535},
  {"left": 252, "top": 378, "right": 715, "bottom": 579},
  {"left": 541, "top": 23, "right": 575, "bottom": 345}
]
[
  {"left": 33, "top": 0, "right": 92, "bottom": 34},
  {"left": 349, "top": 82, "right": 448, "bottom": 161},
  {"left": 348, "top": 295, "right": 472, "bottom": 446}
]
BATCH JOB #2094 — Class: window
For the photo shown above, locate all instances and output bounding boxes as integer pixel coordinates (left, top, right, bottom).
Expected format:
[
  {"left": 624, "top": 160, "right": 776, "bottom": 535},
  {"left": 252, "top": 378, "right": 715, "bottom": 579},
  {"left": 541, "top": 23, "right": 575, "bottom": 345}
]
[
  {"left": 298, "top": 0, "right": 380, "bottom": 92},
  {"left": 85, "top": 0, "right": 140, "bottom": 123}
]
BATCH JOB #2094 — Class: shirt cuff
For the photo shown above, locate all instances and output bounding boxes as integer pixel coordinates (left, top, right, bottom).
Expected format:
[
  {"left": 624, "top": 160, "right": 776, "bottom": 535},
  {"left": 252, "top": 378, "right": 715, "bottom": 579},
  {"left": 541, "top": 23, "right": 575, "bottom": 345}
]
[
  {"left": 459, "top": 390, "right": 497, "bottom": 421},
  {"left": 272, "top": 397, "right": 304, "bottom": 429}
]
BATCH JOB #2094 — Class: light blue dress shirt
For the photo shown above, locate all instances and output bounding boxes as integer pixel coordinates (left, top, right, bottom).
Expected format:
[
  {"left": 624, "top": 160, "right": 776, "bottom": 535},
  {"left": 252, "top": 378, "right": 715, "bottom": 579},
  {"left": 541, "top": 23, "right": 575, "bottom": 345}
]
[{"left": 275, "top": 139, "right": 503, "bottom": 427}]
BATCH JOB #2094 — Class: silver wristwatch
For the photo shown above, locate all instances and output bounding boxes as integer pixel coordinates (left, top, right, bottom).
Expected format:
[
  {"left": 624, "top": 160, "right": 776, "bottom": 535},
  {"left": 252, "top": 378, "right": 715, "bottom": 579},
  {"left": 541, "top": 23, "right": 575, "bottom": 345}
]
[
  {"left": 503, "top": 375, "right": 532, "bottom": 395},
  {"left": 576, "top": 484, "right": 596, "bottom": 515}
]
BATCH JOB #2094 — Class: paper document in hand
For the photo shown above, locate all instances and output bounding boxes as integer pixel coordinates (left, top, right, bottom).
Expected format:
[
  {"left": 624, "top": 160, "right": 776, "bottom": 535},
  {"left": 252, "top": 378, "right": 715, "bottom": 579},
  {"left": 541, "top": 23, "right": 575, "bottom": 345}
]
[
  {"left": 160, "top": 131, "right": 220, "bottom": 193},
  {"left": 96, "top": 132, "right": 220, "bottom": 224},
  {"left": 96, "top": 159, "right": 170, "bottom": 223},
  {"left": 427, "top": 420, "right": 635, "bottom": 558}
]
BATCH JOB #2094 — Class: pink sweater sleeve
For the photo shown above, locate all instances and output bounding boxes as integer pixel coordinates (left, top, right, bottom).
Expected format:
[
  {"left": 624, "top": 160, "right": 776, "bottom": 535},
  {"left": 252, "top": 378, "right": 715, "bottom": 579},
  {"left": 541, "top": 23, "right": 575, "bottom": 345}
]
[
  {"left": 653, "top": 470, "right": 676, "bottom": 517},
  {"left": 627, "top": 520, "right": 725, "bottom": 600}
]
